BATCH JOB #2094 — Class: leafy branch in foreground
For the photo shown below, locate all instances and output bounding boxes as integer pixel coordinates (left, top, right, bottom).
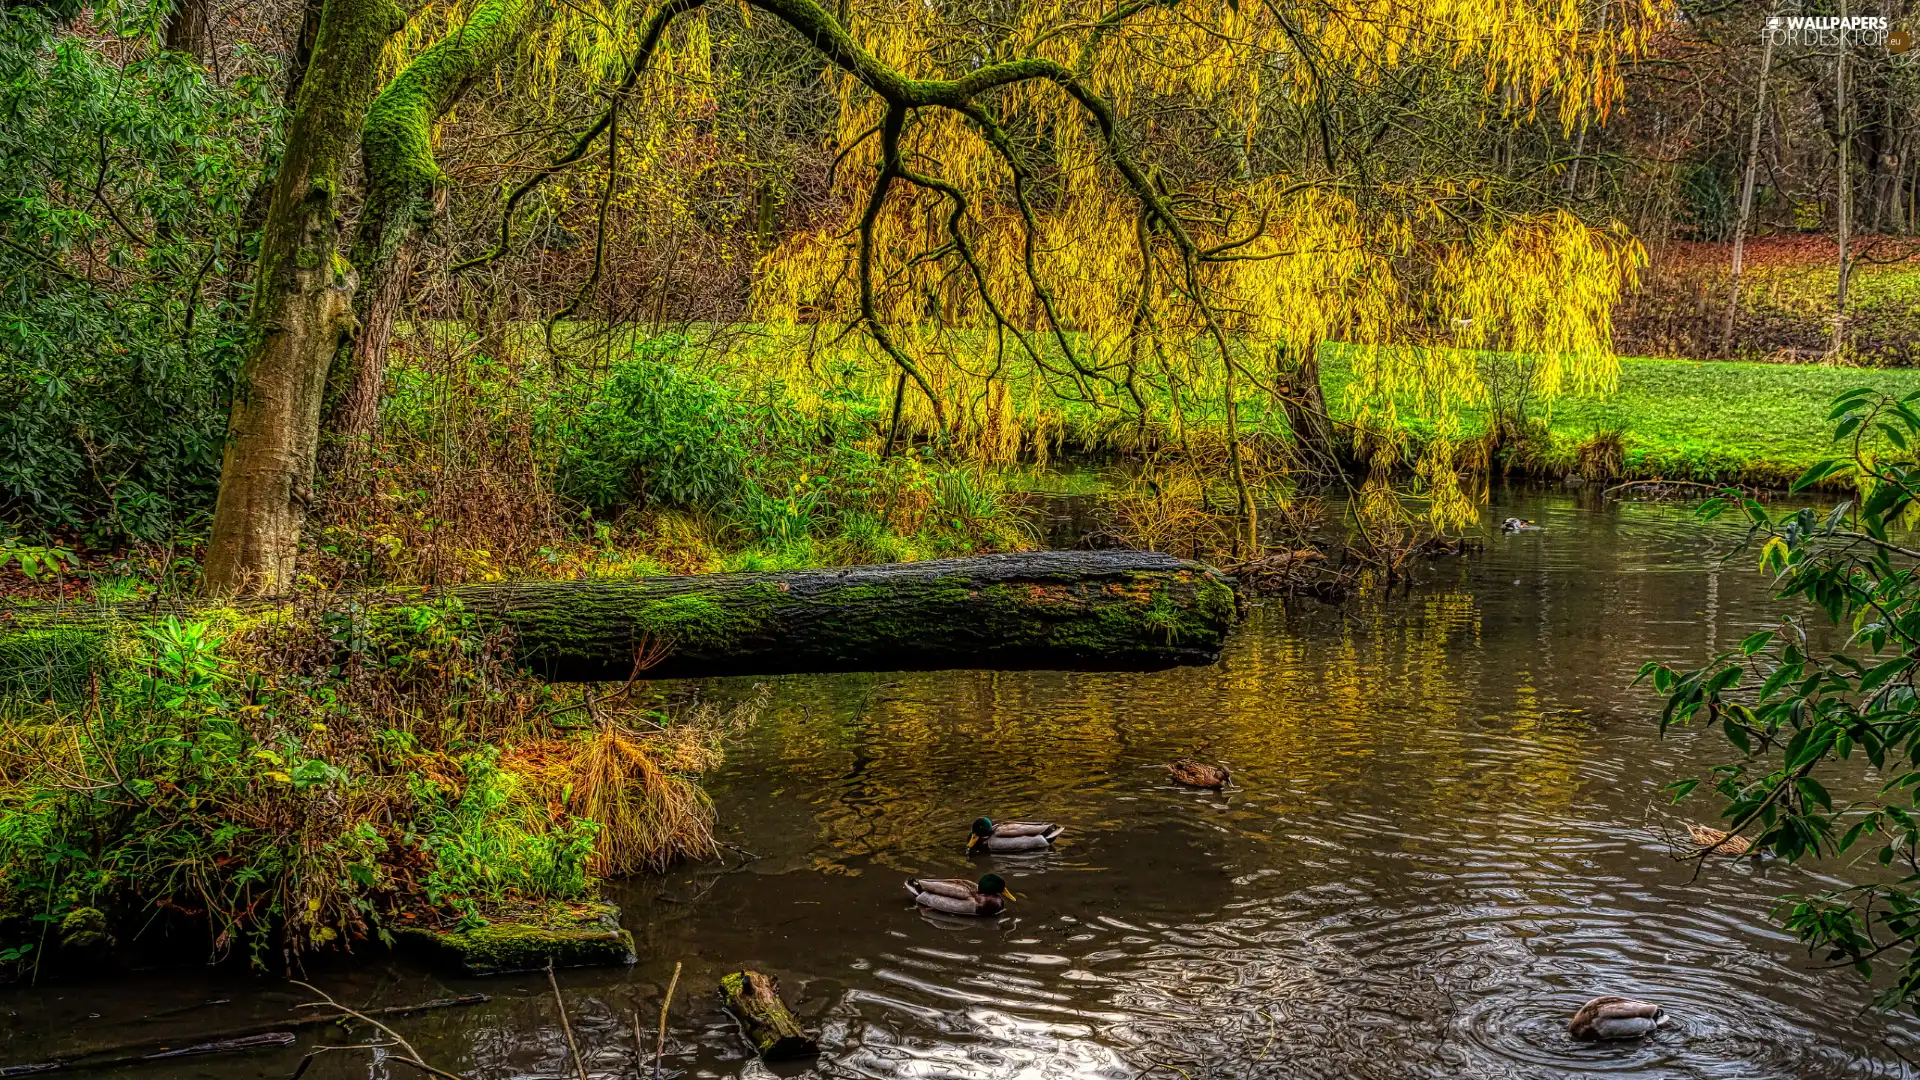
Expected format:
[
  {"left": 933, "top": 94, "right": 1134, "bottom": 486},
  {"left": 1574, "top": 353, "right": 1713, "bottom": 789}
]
[{"left": 1639, "top": 386, "right": 1920, "bottom": 1012}]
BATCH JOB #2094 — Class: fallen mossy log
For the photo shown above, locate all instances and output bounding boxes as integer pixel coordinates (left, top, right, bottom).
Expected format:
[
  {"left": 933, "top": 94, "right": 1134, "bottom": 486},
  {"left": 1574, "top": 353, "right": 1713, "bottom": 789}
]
[
  {"left": 719, "top": 970, "right": 818, "bottom": 1061},
  {"left": 1, "top": 551, "right": 1235, "bottom": 692}
]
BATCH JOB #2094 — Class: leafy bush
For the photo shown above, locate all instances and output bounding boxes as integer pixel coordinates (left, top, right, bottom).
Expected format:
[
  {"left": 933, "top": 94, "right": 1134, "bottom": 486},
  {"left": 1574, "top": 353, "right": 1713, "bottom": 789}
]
[
  {"left": 546, "top": 336, "right": 1032, "bottom": 560},
  {"left": 0, "top": 594, "right": 729, "bottom": 970},
  {"left": 0, "top": 11, "right": 279, "bottom": 543},
  {"left": 414, "top": 748, "right": 598, "bottom": 922},
  {"left": 1641, "top": 387, "right": 1920, "bottom": 1012},
  {"left": 552, "top": 339, "right": 751, "bottom": 513}
]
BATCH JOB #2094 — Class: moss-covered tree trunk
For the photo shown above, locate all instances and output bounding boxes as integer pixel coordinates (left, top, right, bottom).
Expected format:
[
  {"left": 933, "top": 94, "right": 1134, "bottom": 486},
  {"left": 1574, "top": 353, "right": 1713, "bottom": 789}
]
[
  {"left": 457, "top": 550, "right": 1237, "bottom": 679},
  {"left": 323, "top": 0, "right": 538, "bottom": 459},
  {"left": 5, "top": 552, "right": 1237, "bottom": 696},
  {"left": 201, "top": 0, "right": 406, "bottom": 595}
]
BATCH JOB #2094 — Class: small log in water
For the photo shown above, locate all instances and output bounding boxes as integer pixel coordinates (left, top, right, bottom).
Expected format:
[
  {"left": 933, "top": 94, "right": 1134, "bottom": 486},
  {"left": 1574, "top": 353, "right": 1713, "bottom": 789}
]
[
  {"left": 2, "top": 551, "right": 1236, "bottom": 692},
  {"left": 718, "top": 970, "right": 817, "bottom": 1061}
]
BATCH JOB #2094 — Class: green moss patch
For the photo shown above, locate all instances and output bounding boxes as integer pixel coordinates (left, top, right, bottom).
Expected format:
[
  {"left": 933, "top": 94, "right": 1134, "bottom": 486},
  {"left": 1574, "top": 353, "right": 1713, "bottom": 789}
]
[{"left": 391, "top": 901, "right": 636, "bottom": 976}]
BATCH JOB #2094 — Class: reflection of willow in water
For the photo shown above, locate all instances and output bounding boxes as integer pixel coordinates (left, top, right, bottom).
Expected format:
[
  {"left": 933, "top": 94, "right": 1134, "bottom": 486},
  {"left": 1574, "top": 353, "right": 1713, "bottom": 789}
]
[{"left": 710, "top": 586, "right": 1610, "bottom": 875}]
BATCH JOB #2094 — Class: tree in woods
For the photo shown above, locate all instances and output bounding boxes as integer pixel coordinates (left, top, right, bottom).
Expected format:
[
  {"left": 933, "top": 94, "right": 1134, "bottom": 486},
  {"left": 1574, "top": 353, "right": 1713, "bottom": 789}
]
[{"left": 197, "top": 0, "right": 1655, "bottom": 593}]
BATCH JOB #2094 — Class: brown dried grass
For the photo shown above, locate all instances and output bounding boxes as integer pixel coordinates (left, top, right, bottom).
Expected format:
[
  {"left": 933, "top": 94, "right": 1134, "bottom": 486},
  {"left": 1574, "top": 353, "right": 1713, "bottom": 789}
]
[{"left": 506, "top": 687, "right": 766, "bottom": 875}]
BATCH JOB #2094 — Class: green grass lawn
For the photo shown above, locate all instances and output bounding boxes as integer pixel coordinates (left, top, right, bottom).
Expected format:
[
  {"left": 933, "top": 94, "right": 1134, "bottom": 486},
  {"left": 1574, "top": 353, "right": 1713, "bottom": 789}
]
[
  {"left": 1321, "top": 352, "right": 1920, "bottom": 484},
  {"left": 403, "top": 320, "right": 1913, "bottom": 486}
]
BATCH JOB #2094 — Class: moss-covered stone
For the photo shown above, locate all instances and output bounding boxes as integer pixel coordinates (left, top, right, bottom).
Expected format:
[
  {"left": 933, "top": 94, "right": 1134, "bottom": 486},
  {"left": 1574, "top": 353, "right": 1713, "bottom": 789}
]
[{"left": 391, "top": 901, "right": 636, "bottom": 976}]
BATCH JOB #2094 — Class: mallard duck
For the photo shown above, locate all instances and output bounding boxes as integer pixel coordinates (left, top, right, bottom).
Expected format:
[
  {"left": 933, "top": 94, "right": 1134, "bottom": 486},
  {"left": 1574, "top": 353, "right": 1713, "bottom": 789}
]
[
  {"left": 906, "top": 873, "right": 1013, "bottom": 916},
  {"left": 1502, "top": 517, "right": 1541, "bottom": 534},
  {"left": 968, "top": 817, "right": 1064, "bottom": 854},
  {"left": 1688, "top": 823, "right": 1755, "bottom": 856},
  {"left": 1568, "top": 996, "right": 1666, "bottom": 1041},
  {"left": 1167, "top": 758, "right": 1231, "bottom": 789}
]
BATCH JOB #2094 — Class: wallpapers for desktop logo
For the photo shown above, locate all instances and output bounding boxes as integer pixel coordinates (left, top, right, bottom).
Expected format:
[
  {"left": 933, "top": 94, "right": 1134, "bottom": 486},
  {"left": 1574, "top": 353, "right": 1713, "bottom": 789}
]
[{"left": 1764, "top": 14, "right": 1911, "bottom": 52}]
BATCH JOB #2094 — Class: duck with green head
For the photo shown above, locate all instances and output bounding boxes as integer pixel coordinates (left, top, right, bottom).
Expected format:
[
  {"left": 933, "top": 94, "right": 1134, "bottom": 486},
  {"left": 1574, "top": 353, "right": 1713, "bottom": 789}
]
[
  {"left": 907, "top": 873, "right": 1014, "bottom": 916},
  {"left": 968, "top": 817, "right": 1064, "bottom": 854}
]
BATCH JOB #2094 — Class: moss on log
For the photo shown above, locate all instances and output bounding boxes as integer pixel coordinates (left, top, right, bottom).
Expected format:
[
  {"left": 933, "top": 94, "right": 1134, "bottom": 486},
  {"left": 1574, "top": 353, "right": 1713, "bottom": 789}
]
[
  {"left": 719, "top": 970, "right": 818, "bottom": 1061},
  {"left": 461, "top": 550, "right": 1235, "bottom": 681},
  {"left": 391, "top": 901, "right": 635, "bottom": 976},
  {"left": 0, "top": 551, "right": 1235, "bottom": 689}
]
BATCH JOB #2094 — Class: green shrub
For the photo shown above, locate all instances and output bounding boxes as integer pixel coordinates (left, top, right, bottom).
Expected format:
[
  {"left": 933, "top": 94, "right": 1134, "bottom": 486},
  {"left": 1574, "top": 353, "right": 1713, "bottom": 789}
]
[
  {"left": 0, "top": 12, "right": 280, "bottom": 542},
  {"left": 413, "top": 748, "right": 598, "bottom": 923},
  {"left": 552, "top": 338, "right": 751, "bottom": 513}
]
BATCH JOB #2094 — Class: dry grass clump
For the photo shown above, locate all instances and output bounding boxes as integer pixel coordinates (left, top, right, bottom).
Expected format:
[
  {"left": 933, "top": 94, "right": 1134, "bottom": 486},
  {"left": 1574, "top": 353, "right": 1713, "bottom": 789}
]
[
  {"left": 506, "top": 686, "right": 766, "bottom": 875},
  {"left": 1575, "top": 429, "right": 1626, "bottom": 479}
]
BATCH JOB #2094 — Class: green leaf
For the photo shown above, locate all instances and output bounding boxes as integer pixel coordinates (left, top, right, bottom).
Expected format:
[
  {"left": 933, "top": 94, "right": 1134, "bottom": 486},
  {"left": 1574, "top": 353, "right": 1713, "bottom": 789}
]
[
  {"left": 1791, "top": 459, "right": 1849, "bottom": 492},
  {"left": 1741, "top": 630, "right": 1775, "bottom": 655},
  {"left": 1724, "top": 716, "right": 1752, "bottom": 754},
  {"left": 1861, "top": 656, "right": 1914, "bottom": 694},
  {"left": 1796, "top": 775, "right": 1833, "bottom": 810}
]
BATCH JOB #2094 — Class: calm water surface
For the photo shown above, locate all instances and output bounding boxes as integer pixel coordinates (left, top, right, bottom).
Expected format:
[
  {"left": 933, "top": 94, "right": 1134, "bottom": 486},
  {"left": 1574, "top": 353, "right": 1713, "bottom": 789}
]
[{"left": 3, "top": 488, "right": 1915, "bottom": 1079}]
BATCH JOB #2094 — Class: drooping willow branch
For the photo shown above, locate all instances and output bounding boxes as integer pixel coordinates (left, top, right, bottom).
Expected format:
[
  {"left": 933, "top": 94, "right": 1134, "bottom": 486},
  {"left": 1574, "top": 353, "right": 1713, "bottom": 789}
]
[
  {"left": 544, "top": 98, "right": 621, "bottom": 352},
  {"left": 451, "top": 0, "right": 1274, "bottom": 528},
  {"left": 453, "top": 0, "right": 711, "bottom": 274}
]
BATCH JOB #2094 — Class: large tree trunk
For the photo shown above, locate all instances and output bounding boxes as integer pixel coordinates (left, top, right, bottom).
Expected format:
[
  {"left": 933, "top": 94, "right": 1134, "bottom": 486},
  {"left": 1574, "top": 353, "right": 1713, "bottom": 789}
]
[
  {"left": 4, "top": 552, "right": 1237, "bottom": 692},
  {"left": 1278, "top": 339, "right": 1340, "bottom": 475},
  {"left": 161, "top": 0, "right": 211, "bottom": 63},
  {"left": 322, "top": 0, "right": 537, "bottom": 462},
  {"left": 200, "top": 0, "right": 407, "bottom": 595}
]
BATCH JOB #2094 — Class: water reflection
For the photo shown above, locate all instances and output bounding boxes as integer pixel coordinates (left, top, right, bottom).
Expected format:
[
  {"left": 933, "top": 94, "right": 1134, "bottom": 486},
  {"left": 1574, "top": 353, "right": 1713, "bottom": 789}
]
[{"left": 1, "top": 488, "right": 1915, "bottom": 1079}]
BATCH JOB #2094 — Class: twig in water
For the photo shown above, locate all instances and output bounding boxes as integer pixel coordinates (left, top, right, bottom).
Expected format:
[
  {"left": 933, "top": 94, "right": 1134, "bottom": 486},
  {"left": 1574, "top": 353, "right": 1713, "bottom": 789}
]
[
  {"left": 655, "top": 960, "right": 683, "bottom": 1078},
  {"left": 288, "top": 982, "right": 471, "bottom": 1080},
  {"left": 547, "top": 964, "right": 590, "bottom": 1080}
]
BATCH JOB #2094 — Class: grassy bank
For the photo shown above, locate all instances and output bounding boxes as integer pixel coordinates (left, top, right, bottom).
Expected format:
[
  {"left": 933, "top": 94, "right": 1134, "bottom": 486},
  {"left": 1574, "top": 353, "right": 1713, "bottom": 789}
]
[{"left": 1321, "top": 352, "right": 1920, "bottom": 487}]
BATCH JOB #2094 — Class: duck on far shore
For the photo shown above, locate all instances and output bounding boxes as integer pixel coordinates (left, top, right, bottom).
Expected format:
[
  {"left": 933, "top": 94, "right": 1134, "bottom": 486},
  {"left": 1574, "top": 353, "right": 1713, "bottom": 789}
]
[
  {"left": 968, "top": 817, "right": 1064, "bottom": 853},
  {"left": 1502, "top": 517, "right": 1542, "bottom": 534}
]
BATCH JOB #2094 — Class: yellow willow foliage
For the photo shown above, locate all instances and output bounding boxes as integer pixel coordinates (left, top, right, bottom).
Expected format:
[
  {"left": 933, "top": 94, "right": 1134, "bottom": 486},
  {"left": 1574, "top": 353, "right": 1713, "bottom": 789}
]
[
  {"left": 385, "top": 0, "right": 717, "bottom": 114},
  {"left": 1222, "top": 186, "right": 1406, "bottom": 356},
  {"left": 758, "top": 0, "right": 1656, "bottom": 408},
  {"left": 1341, "top": 210, "right": 1642, "bottom": 441}
]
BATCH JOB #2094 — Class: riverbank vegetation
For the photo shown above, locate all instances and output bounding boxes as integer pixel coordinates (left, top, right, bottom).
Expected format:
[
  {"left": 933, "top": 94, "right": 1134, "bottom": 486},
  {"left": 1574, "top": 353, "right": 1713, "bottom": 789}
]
[{"left": 0, "top": 594, "right": 751, "bottom": 978}]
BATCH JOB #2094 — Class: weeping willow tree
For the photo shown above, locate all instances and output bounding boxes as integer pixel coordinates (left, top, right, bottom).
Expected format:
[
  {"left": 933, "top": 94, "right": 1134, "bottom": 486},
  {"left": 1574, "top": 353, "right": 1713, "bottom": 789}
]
[{"left": 202, "top": 0, "right": 1656, "bottom": 592}]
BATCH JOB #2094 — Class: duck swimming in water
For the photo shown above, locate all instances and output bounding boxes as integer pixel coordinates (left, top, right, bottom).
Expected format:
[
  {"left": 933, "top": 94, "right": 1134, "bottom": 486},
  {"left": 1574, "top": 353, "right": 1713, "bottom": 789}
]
[
  {"left": 1167, "top": 758, "right": 1231, "bottom": 789},
  {"left": 1568, "top": 997, "right": 1667, "bottom": 1040},
  {"left": 1502, "top": 517, "right": 1542, "bottom": 533},
  {"left": 906, "top": 873, "right": 1013, "bottom": 916},
  {"left": 968, "top": 818, "right": 1064, "bottom": 853},
  {"left": 1687, "top": 823, "right": 1755, "bottom": 856}
]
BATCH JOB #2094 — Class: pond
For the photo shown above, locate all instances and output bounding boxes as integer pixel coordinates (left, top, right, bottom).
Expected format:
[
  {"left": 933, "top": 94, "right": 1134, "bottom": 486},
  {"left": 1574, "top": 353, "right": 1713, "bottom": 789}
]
[{"left": 3, "top": 486, "right": 1915, "bottom": 1079}]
